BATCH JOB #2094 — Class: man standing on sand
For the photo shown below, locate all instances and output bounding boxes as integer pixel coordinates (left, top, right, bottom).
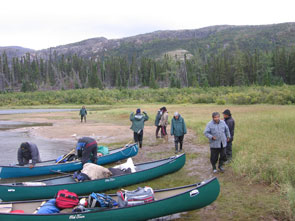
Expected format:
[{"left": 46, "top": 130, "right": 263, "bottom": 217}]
[
  {"left": 204, "top": 112, "right": 231, "bottom": 173},
  {"left": 80, "top": 106, "right": 87, "bottom": 123},
  {"left": 17, "top": 142, "right": 41, "bottom": 168},
  {"left": 160, "top": 107, "right": 168, "bottom": 140},
  {"left": 155, "top": 107, "right": 163, "bottom": 138},
  {"left": 171, "top": 112, "right": 187, "bottom": 154},
  {"left": 223, "top": 109, "right": 235, "bottom": 162},
  {"left": 130, "top": 109, "right": 149, "bottom": 148}
]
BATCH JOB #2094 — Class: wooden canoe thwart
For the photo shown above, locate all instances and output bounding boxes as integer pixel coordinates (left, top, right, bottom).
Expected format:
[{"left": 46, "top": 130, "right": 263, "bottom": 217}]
[
  {"left": 0, "top": 144, "right": 139, "bottom": 179},
  {"left": 0, "top": 154, "right": 186, "bottom": 201},
  {"left": 0, "top": 177, "right": 220, "bottom": 221}
]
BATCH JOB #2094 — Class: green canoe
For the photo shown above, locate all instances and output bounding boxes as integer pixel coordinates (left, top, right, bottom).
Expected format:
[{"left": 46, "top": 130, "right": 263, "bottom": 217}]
[
  {"left": 0, "top": 177, "right": 220, "bottom": 221},
  {"left": 0, "top": 154, "right": 185, "bottom": 201}
]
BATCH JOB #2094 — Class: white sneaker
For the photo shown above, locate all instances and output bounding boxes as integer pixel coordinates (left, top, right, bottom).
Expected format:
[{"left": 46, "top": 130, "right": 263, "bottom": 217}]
[{"left": 213, "top": 169, "right": 218, "bottom": 173}]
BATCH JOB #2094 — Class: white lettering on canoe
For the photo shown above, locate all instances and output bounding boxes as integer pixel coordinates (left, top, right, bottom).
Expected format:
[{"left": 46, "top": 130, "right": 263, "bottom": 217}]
[
  {"left": 105, "top": 178, "right": 115, "bottom": 182},
  {"left": 8, "top": 189, "right": 15, "bottom": 192},
  {"left": 69, "top": 214, "right": 85, "bottom": 219},
  {"left": 190, "top": 189, "right": 199, "bottom": 197}
]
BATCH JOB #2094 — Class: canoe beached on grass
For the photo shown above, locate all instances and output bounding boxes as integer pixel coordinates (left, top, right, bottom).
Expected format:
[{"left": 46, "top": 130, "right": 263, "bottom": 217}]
[
  {"left": 0, "top": 177, "right": 219, "bottom": 221},
  {"left": 0, "top": 154, "right": 186, "bottom": 202},
  {"left": 0, "top": 144, "right": 139, "bottom": 179}
]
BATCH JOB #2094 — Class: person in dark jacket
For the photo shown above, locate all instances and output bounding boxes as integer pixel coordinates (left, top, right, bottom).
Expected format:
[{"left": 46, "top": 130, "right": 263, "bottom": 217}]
[
  {"left": 17, "top": 142, "right": 41, "bottom": 168},
  {"left": 79, "top": 106, "right": 87, "bottom": 123},
  {"left": 204, "top": 112, "right": 230, "bottom": 173},
  {"left": 76, "top": 137, "right": 98, "bottom": 165},
  {"left": 130, "top": 109, "right": 149, "bottom": 148},
  {"left": 223, "top": 109, "right": 235, "bottom": 162},
  {"left": 170, "top": 112, "right": 187, "bottom": 154},
  {"left": 154, "top": 108, "right": 163, "bottom": 138}
]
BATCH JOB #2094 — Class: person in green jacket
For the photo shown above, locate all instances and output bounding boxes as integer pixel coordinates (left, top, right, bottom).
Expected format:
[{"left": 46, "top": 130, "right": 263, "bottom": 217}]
[
  {"left": 79, "top": 106, "right": 87, "bottom": 123},
  {"left": 130, "top": 109, "right": 149, "bottom": 148},
  {"left": 171, "top": 112, "right": 187, "bottom": 154}
]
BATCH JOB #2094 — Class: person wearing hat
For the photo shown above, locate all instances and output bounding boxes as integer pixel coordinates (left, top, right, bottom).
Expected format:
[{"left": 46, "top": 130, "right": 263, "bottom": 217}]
[
  {"left": 204, "top": 112, "right": 231, "bottom": 173},
  {"left": 170, "top": 112, "right": 187, "bottom": 154},
  {"left": 130, "top": 109, "right": 149, "bottom": 148},
  {"left": 223, "top": 109, "right": 235, "bottom": 162},
  {"left": 17, "top": 142, "right": 41, "bottom": 168},
  {"left": 76, "top": 136, "right": 98, "bottom": 165}
]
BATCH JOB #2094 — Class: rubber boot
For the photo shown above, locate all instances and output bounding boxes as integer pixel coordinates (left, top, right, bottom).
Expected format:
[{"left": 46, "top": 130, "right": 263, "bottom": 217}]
[
  {"left": 179, "top": 142, "right": 183, "bottom": 152},
  {"left": 139, "top": 141, "right": 142, "bottom": 149}
]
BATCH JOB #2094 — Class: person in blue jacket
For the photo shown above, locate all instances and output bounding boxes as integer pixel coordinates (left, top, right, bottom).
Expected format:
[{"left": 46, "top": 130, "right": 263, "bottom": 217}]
[{"left": 170, "top": 112, "right": 187, "bottom": 154}]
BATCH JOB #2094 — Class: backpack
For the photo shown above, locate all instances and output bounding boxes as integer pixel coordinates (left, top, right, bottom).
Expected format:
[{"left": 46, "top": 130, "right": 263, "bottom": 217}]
[
  {"left": 87, "top": 193, "right": 118, "bottom": 208},
  {"left": 55, "top": 190, "right": 79, "bottom": 209},
  {"left": 117, "top": 186, "right": 154, "bottom": 207},
  {"left": 55, "top": 154, "right": 76, "bottom": 163}
]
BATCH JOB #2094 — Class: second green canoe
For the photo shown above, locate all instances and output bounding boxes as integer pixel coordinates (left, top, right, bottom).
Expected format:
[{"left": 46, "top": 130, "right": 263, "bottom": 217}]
[{"left": 0, "top": 154, "right": 185, "bottom": 202}]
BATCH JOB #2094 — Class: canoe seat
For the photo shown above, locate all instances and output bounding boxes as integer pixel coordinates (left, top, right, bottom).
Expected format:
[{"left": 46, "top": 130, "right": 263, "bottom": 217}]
[{"left": 0, "top": 203, "right": 12, "bottom": 213}]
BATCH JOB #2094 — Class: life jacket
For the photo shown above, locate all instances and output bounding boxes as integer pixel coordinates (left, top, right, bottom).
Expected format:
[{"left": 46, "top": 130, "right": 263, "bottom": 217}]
[
  {"left": 55, "top": 190, "right": 79, "bottom": 209},
  {"left": 87, "top": 193, "right": 117, "bottom": 208}
]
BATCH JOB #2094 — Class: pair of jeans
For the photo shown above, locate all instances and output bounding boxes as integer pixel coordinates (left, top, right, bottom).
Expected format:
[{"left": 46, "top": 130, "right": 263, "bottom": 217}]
[
  {"left": 156, "top": 126, "right": 161, "bottom": 137},
  {"left": 226, "top": 141, "right": 232, "bottom": 160}
]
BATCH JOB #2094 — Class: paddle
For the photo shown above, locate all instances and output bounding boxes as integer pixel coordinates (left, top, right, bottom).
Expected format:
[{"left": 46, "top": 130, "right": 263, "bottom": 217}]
[
  {"left": 124, "top": 140, "right": 132, "bottom": 148},
  {"left": 55, "top": 149, "right": 76, "bottom": 164}
]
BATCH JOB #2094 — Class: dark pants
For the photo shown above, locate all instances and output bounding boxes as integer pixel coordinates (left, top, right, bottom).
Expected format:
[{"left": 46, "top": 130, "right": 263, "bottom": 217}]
[
  {"left": 156, "top": 126, "right": 161, "bottom": 138},
  {"left": 81, "top": 144, "right": 97, "bottom": 165},
  {"left": 174, "top": 135, "right": 184, "bottom": 152},
  {"left": 161, "top": 126, "right": 167, "bottom": 137},
  {"left": 134, "top": 130, "right": 143, "bottom": 148},
  {"left": 210, "top": 147, "right": 226, "bottom": 170},
  {"left": 226, "top": 141, "right": 232, "bottom": 160},
  {"left": 81, "top": 115, "right": 86, "bottom": 122}
]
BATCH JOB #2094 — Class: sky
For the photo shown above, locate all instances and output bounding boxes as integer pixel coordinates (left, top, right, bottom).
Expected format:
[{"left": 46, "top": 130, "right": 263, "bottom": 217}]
[{"left": 0, "top": 0, "right": 295, "bottom": 50}]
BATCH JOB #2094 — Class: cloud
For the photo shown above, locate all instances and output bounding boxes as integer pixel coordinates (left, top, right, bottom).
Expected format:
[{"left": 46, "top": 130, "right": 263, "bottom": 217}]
[{"left": 0, "top": 0, "right": 294, "bottom": 49}]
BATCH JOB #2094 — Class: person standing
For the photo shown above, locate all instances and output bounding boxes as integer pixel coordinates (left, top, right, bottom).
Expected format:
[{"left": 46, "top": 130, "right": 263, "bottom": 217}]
[
  {"left": 223, "top": 109, "right": 235, "bottom": 162},
  {"left": 204, "top": 112, "right": 231, "bottom": 173},
  {"left": 155, "top": 108, "right": 163, "bottom": 138},
  {"left": 79, "top": 106, "right": 87, "bottom": 123},
  {"left": 130, "top": 109, "right": 149, "bottom": 148},
  {"left": 76, "top": 137, "right": 98, "bottom": 165},
  {"left": 17, "top": 142, "right": 41, "bottom": 168},
  {"left": 160, "top": 107, "right": 168, "bottom": 140},
  {"left": 170, "top": 112, "right": 187, "bottom": 154}
]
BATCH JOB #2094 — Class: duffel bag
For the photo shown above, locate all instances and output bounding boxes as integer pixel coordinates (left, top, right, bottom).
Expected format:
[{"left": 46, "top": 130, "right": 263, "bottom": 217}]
[{"left": 55, "top": 189, "right": 79, "bottom": 209}]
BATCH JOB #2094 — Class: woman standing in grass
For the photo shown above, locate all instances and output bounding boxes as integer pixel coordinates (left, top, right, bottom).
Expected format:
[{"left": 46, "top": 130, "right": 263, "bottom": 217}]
[{"left": 160, "top": 107, "right": 168, "bottom": 140}]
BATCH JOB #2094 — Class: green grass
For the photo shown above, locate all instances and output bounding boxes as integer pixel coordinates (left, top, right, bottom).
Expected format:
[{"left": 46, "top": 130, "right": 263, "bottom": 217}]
[{"left": 98, "top": 104, "right": 294, "bottom": 219}]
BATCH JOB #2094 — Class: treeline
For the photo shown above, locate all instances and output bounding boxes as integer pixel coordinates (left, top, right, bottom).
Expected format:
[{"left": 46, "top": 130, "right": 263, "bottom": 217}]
[
  {"left": 0, "top": 86, "right": 294, "bottom": 106},
  {"left": 0, "top": 47, "right": 295, "bottom": 92}
]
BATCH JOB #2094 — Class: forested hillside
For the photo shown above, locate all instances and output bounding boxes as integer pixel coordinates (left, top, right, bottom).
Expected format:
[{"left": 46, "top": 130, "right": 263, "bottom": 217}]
[{"left": 1, "top": 23, "right": 295, "bottom": 91}]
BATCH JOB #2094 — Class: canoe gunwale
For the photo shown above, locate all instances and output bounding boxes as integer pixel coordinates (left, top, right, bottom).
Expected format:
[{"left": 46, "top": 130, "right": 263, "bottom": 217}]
[{"left": 0, "top": 153, "right": 185, "bottom": 188}]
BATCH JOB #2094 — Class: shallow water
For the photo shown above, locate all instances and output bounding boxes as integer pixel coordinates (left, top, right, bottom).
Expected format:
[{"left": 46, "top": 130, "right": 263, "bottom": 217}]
[
  {"left": 0, "top": 108, "right": 78, "bottom": 115},
  {"left": 0, "top": 121, "right": 53, "bottom": 131}
]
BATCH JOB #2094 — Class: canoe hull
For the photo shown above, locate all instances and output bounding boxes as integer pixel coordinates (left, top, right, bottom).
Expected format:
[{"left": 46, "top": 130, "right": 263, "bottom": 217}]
[
  {"left": 0, "top": 177, "right": 220, "bottom": 221},
  {"left": 0, "top": 154, "right": 186, "bottom": 201},
  {"left": 0, "top": 144, "right": 138, "bottom": 179}
]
